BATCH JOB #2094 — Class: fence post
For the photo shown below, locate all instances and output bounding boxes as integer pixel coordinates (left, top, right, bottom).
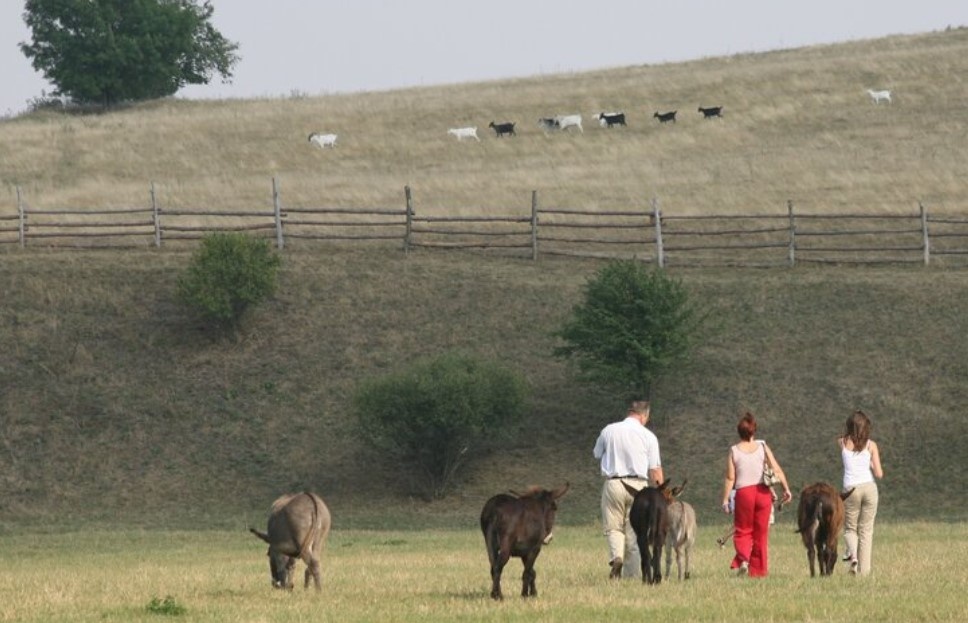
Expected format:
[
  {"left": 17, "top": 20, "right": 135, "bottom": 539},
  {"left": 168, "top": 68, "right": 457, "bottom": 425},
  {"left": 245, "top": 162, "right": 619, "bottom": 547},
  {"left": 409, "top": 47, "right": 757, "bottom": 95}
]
[
  {"left": 530, "top": 190, "right": 538, "bottom": 261},
  {"left": 403, "top": 185, "right": 413, "bottom": 253},
  {"left": 150, "top": 182, "right": 161, "bottom": 248},
  {"left": 920, "top": 201, "right": 930, "bottom": 265},
  {"left": 272, "top": 177, "right": 284, "bottom": 250},
  {"left": 787, "top": 200, "right": 796, "bottom": 267},
  {"left": 16, "top": 186, "right": 26, "bottom": 248},
  {"left": 652, "top": 197, "right": 664, "bottom": 268}
]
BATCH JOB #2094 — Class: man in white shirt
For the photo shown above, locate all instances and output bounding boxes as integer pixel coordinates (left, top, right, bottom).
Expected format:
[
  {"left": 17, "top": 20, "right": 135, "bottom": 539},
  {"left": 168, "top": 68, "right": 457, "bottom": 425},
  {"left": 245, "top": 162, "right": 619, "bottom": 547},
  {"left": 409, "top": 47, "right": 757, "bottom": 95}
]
[{"left": 592, "top": 400, "right": 664, "bottom": 579}]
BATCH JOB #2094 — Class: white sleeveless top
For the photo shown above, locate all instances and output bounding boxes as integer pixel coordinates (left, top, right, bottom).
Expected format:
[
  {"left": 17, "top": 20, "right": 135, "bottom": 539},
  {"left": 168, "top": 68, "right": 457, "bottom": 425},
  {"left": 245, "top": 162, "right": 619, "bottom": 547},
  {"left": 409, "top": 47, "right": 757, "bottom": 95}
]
[
  {"left": 731, "top": 443, "right": 766, "bottom": 489},
  {"left": 842, "top": 444, "right": 875, "bottom": 488}
]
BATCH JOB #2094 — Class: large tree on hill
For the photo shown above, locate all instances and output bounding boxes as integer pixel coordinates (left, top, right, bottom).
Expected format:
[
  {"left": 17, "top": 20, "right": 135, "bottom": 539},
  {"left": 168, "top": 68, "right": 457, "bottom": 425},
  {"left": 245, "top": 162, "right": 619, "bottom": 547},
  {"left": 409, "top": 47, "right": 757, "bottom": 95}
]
[
  {"left": 20, "top": 0, "right": 239, "bottom": 106},
  {"left": 554, "top": 260, "right": 709, "bottom": 402}
]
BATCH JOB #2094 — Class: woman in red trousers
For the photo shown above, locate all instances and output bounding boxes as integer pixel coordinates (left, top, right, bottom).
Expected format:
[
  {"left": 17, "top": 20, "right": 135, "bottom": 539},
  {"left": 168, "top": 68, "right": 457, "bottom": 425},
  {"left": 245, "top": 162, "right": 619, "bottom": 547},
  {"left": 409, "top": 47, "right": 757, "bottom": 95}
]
[{"left": 721, "top": 412, "right": 793, "bottom": 577}]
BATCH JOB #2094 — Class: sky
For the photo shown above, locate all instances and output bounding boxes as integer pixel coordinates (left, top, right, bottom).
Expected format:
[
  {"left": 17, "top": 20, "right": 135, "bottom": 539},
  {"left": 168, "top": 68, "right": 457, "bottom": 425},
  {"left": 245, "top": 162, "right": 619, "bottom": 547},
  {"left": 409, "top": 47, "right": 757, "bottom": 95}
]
[{"left": 2, "top": 1, "right": 966, "bottom": 116}]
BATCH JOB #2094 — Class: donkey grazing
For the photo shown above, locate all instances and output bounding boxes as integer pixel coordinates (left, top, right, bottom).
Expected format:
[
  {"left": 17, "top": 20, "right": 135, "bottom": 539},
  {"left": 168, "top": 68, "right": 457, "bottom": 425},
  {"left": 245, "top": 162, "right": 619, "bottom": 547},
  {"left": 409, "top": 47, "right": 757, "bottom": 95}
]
[
  {"left": 796, "top": 483, "right": 853, "bottom": 577},
  {"left": 250, "top": 491, "right": 331, "bottom": 590},
  {"left": 480, "top": 483, "right": 569, "bottom": 600}
]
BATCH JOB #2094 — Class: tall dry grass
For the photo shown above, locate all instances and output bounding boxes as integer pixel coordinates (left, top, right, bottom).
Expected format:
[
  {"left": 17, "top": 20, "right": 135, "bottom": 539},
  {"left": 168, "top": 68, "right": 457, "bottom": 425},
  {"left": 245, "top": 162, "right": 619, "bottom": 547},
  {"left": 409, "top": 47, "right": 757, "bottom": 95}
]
[{"left": 1, "top": 29, "right": 966, "bottom": 220}]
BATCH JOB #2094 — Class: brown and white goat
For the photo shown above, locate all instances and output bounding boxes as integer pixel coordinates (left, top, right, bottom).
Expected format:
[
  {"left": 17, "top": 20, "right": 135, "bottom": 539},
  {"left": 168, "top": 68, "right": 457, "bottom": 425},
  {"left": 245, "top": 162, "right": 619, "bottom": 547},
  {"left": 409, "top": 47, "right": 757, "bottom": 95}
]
[{"left": 796, "top": 482, "right": 854, "bottom": 577}]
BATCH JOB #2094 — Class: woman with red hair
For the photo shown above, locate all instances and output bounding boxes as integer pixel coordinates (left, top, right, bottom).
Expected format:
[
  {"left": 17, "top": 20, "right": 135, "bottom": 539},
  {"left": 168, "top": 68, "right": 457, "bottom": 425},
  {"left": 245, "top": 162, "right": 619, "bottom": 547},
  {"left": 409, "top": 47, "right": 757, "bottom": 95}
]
[{"left": 721, "top": 412, "right": 793, "bottom": 577}]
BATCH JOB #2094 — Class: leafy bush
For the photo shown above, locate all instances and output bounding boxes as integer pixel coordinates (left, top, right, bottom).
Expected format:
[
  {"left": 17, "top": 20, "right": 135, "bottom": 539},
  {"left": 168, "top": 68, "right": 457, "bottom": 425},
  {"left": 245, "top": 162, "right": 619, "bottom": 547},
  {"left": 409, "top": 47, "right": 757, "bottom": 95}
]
[
  {"left": 177, "top": 233, "right": 281, "bottom": 334},
  {"left": 146, "top": 595, "right": 186, "bottom": 616},
  {"left": 554, "top": 260, "right": 708, "bottom": 401},
  {"left": 354, "top": 352, "right": 528, "bottom": 499}
]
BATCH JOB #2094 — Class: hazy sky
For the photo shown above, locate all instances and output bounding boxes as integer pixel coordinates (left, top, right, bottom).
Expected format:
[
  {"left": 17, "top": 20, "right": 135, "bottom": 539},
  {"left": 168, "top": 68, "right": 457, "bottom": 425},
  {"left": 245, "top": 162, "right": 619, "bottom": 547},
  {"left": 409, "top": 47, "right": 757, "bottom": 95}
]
[{"left": 2, "top": 1, "right": 966, "bottom": 116}]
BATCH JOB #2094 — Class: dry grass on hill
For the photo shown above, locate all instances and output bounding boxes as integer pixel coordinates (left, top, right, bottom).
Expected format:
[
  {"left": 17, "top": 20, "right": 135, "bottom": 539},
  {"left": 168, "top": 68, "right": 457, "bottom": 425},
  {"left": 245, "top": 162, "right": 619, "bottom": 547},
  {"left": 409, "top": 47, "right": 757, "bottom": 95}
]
[{"left": 2, "top": 29, "right": 967, "bottom": 220}]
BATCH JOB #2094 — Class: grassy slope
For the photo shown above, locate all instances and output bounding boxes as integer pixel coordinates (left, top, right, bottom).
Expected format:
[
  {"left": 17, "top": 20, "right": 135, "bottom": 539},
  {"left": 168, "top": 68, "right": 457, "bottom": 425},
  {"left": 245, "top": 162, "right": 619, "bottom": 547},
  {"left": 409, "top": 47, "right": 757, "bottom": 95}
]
[
  {"left": 1, "top": 30, "right": 967, "bottom": 530},
  {"left": 1, "top": 250, "right": 965, "bottom": 531}
]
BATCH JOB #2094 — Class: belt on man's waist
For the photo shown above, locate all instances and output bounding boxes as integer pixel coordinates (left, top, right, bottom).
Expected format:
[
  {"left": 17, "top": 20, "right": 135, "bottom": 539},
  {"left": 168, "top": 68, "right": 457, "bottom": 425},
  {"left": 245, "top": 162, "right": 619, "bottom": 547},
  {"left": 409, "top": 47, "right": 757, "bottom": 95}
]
[{"left": 608, "top": 475, "right": 646, "bottom": 480}]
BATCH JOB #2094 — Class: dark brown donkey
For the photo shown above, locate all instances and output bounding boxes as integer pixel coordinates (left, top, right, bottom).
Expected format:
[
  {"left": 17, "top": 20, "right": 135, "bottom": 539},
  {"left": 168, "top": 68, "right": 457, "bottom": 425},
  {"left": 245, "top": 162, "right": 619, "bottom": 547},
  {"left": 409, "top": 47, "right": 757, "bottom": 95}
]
[
  {"left": 796, "top": 483, "right": 854, "bottom": 577},
  {"left": 480, "top": 483, "right": 569, "bottom": 600},
  {"left": 250, "top": 491, "right": 331, "bottom": 590},
  {"left": 623, "top": 479, "right": 686, "bottom": 585}
]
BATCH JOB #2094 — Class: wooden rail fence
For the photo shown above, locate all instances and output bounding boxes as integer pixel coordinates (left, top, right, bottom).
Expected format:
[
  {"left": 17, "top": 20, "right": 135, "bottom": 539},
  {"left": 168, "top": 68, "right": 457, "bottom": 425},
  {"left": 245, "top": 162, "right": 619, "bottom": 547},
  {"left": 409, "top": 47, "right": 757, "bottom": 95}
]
[{"left": 3, "top": 181, "right": 967, "bottom": 267}]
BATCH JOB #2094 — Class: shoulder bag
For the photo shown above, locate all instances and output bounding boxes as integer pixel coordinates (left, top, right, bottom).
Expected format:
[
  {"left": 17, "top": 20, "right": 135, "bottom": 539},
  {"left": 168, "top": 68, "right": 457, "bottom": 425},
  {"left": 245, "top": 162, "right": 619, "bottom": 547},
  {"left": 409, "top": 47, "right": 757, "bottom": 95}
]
[{"left": 761, "top": 443, "right": 781, "bottom": 487}]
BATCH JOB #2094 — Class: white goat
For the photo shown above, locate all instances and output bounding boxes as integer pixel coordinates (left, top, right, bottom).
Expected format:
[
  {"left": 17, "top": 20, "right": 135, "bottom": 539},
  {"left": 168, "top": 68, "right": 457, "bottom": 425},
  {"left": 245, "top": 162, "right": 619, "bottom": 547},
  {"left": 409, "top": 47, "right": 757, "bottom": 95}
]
[
  {"left": 554, "top": 114, "right": 583, "bottom": 133},
  {"left": 866, "top": 89, "right": 892, "bottom": 105},
  {"left": 665, "top": 495, "right": 697, "bottom": 580},
  {"left": 308, "top": 132, "right": 338, "bottom": 148},
  {"left": 447, "top": 127, "right": 480, "bottom": 141}
]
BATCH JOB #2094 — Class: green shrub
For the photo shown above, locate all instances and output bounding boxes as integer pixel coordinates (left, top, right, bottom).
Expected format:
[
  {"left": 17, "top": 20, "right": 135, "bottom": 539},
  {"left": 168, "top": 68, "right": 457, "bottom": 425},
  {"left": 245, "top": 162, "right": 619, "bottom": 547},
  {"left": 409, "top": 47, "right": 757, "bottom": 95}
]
[
  {"left": 177, "top": 233, "right": 281, "bottom": 334},
  {"left": 354, "top": 351, "right": 528, "bottom": 499},
  {"left": 146, "top": 595, "right": 186, "bottom": 616},
  {"left": 554, "top": 260, "right": 708, "bottom": 401}
]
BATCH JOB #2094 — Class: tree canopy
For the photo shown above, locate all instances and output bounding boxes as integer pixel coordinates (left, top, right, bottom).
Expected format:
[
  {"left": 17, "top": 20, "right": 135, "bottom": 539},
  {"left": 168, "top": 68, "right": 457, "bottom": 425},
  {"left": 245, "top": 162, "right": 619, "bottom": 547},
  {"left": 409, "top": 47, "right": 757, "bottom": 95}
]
[
  {"left": 554, "top": 260, "right": 708, "bottom": 401},
  {"left": 20, "top": 0, "right": 239, "bottom": 106}
]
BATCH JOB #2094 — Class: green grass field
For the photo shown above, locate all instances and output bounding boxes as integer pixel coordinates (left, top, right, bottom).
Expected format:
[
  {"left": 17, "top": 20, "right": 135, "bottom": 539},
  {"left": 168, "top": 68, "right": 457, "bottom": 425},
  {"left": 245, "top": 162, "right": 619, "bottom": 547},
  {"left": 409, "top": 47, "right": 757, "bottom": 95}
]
[{"left": 1, "top": 523, "right": 965, "bottom": 622}]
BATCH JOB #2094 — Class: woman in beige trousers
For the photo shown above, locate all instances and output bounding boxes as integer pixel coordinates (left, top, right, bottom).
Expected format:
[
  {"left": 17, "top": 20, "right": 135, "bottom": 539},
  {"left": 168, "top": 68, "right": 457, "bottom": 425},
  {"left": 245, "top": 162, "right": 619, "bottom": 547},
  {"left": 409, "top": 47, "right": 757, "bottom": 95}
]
[{"left": 839, "top": 410, "right": 884, "bottom": 576}]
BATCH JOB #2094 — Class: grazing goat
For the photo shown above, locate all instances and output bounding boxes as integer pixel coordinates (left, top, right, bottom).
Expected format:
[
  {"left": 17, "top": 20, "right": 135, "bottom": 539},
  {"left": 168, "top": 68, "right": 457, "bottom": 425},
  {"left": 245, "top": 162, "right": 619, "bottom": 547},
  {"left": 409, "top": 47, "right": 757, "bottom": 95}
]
[
  {"left": 538, "top": 117, "right": 558, "bottom": 131},
  {"left": 665, "top": 483, "right": 696, "bottom": 581},
  {"left": 698, "top": 106, "right": 723, "bottom": 119},
  {"left": 488, "top": 121, "right": 516, "bottom": 137},
  {"left": 555, "top": 114, "right": 584, "bottom": 133},
  {"left": 539, "top": 115, "right": 583, "bottom": 133},
  {"left": 594, "top": 112, "right": 626, "bottom": 128},
  {"left": 653, "top": 110, "right": 677, "bottom": 124},
  {"left": 308, "top": 132, "right": 338, "bottom": 148},
  {"left": 796, "top": 483, "right": 854, "bottom": 577},
  {"left": 867, "top": 89, "right": 892, "bottom": 105},
  {"left": 480, "top": 483, "right": 569, "bottom": 600},
  {"left": 622, "top": 479, "right": 685, "bottom": 585},
  {"left": 448, "top": 126, "right": 480, "bottom": 142}
]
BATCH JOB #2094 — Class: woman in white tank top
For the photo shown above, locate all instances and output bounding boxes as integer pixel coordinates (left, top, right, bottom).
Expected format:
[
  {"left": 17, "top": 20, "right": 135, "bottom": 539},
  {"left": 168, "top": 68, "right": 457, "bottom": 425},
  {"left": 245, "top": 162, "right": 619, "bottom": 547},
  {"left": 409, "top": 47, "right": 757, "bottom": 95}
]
[{"left": 839, "top": 410, "right": 884, "bottom": 576}]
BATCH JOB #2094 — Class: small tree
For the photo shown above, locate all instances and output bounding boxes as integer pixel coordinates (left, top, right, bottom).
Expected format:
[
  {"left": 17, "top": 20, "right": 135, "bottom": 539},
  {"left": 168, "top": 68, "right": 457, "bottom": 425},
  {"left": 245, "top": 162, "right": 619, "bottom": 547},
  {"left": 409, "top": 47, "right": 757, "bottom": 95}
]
[
  {"left": 177, "top": 233, "right": 280, "bottom": 335},
  {"left": 354, "top": 352, "right": 528, "bottom": 499},
  {"left": 554, "top": 260, "right": 707, "bottom": 400},
  {"left": 20, "top": 0, "right": 239, "bottom": 106}
]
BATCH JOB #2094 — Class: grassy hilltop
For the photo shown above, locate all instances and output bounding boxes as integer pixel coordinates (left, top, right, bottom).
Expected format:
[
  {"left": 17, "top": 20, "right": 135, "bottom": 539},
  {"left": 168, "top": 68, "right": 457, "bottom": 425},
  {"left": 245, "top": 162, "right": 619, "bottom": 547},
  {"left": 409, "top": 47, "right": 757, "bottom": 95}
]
[
  {"left": 2, "top": 29, "right": 967, "bottom": 216},
  {"left": 1, "top": 29, "right": 967, "bottom": 531}
]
